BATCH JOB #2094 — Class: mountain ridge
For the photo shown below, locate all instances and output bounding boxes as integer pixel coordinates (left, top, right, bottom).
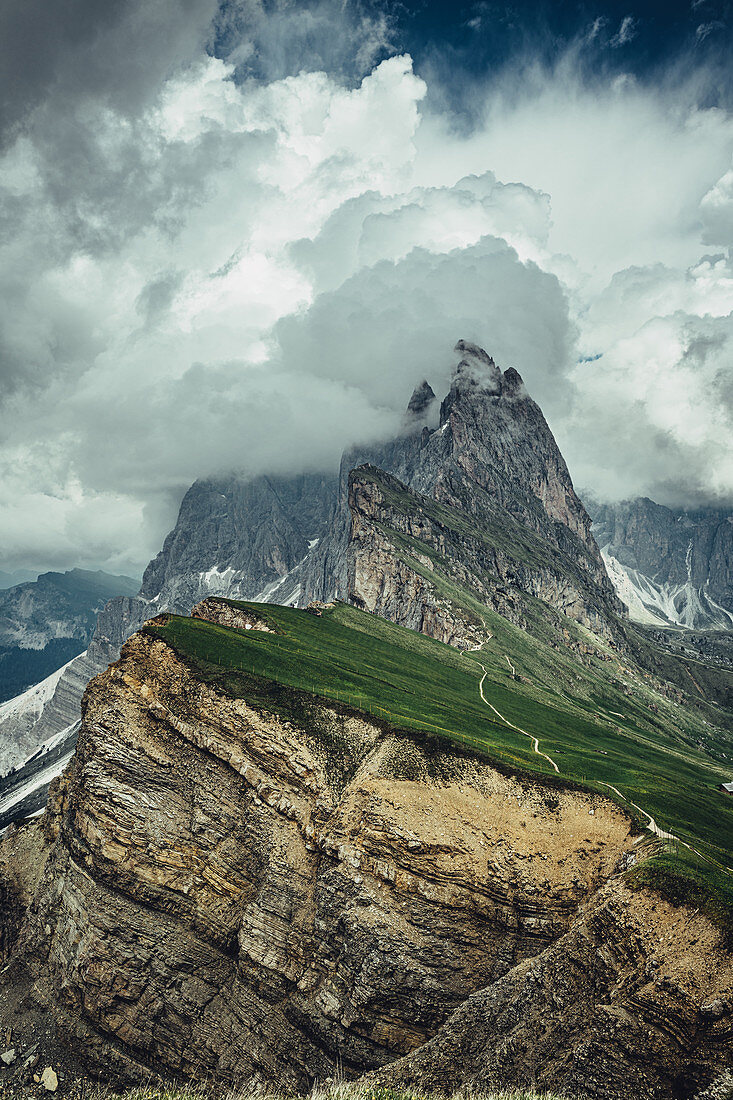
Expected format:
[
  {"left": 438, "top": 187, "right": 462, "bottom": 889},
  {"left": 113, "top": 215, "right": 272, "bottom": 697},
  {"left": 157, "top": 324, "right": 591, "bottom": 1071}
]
[{"left": 588, "top": 496, "right": 733, "bottom": 631}]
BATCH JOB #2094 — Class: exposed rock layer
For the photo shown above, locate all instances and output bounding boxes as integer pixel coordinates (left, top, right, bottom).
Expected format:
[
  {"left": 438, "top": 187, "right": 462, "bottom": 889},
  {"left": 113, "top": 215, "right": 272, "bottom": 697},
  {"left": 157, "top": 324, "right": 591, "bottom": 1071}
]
[
  {"left": 0, "top": 627, "right": 665, "bottom": 1093},
  {"left": 372, "top": 881, "right": 733, "bottom": 1099}
]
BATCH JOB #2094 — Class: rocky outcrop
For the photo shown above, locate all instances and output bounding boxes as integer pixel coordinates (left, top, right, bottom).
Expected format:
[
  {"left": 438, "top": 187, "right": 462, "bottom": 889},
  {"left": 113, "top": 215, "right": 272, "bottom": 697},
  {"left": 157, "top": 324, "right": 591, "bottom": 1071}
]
[
  {"left": 1, "top": 627, "right": 649, "bottom": 1090},
  {"left": 372, "top": 880, "right": 733, "bottom": 1099},
  {"left": 346, "top": 466, "right": 620, "bottom": 643},
  {"left": 588, "top": 497, "right": 733, "bottom": 630},
  {"left": 191, "top": 598, "right": 276, "bottom": 632},
  {"left": 0, "top": 626, "right": 730, "bottom": 1097}
]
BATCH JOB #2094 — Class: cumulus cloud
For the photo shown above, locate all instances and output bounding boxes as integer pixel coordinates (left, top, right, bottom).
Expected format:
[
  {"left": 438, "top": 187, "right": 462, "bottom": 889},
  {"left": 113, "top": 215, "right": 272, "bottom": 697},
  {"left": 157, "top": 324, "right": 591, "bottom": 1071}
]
[
  {"left": 2, "top": 0, "right": 733, "bottom": 573},
  {"left": 566, "top": 309, "right": 733, "bottom": 505}
]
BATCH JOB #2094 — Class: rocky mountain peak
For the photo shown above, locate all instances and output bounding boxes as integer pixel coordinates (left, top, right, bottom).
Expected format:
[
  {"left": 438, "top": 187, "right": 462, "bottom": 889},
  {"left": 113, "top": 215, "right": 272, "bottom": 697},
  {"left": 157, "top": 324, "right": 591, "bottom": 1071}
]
[
  {"left": 452, "top": 339, "right": 503, "bottom": 395},
  {"left": 501, "top": 366, "right": 525, "bottom": 397},
  {"left": 441, "top": 342, "right": 503, "bottom": 425},
  {"left": 406, "top": 379, "right": 437, "bottom": 421}
]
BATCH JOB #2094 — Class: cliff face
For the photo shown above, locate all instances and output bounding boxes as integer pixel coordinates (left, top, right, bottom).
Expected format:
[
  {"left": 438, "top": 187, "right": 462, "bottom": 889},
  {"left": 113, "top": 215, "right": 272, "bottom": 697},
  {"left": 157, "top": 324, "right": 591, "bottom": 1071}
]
[
  {"left": 139, "top": 471, "right": 337, "bottom": 611},
  {"left": 589, "top": 497, "right": 733, "bottom": 630},
  {"left": 373, "top": 880, "right": 733, "bottom": 1099},
  {"left": 346, "top": 465, "right": 619, "bottom": 646},
  {"left": 303, "top": 342, "right": 621, "bottom": 637},
  {"left": 1, "top": 618, "right": 730, "bottom": 1098}
]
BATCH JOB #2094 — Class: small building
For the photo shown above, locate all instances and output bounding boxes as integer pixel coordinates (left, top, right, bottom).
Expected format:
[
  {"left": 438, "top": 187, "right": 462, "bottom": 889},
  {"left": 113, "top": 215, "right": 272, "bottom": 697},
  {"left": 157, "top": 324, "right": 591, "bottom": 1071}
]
[{"left": 718, "top": 782, "right": 733, "bottom": 795}]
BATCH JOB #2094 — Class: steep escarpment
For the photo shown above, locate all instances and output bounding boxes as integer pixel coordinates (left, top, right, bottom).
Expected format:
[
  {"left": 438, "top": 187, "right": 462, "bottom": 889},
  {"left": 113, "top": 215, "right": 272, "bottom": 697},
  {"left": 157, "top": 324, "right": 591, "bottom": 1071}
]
[
  {"left": 1, "top": 624, "right": 645, "bottom": 1091},
  {"left": 303, "top": 341, "right": 622, "bottom": 642},
  {"left": 139, "top": 471, "right": 337, "bottom": 612},
  {"left": 346, "top": 465, "right": 619, "bottom": 646},
  {"left": 372, "top": 879, "right": 733, "bottom": 1099}
]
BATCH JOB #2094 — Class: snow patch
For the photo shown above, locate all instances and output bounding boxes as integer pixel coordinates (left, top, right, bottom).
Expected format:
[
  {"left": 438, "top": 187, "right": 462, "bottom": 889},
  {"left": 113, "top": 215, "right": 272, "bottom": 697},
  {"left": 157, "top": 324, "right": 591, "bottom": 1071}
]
[
  {"left": 602, "top": 548, "right": 733, "bottom": 630},
  {"left": 201, "top": 565, "right": 238, "bottom": 588},
  {"left": 0, "top": 653, "right": 83, "bottom": 725},
  {"left": 0, "top": 745, "right": 76, "bottom": 818}
]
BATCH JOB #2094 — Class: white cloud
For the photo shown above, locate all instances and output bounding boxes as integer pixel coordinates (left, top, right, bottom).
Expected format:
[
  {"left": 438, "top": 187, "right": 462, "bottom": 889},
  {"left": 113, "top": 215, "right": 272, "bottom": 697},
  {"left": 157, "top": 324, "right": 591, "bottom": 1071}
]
[
  {"left": 2, "top": 4, "right": 733, "bottom": 573},
  {"left": 567, "top": 310, "right": 733, "bottom": 504},
  {"left": 610, "top": 16, "right": 638, "bottom": 48}
]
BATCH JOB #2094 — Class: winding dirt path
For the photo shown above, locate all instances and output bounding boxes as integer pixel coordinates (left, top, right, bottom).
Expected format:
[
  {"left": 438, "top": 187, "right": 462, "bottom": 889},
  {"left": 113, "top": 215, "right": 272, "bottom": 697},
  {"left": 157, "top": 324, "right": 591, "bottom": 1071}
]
[
  {"left": 597, "top": 779, "right": 733, "bottom": 876},
  {"left": 464, "top": 631, "right": 731, "bottom": 871},
  {"left": 462, "top": 633, "right": 730, "bottom": 871},
  {"left": 596, "top": 781, "right": 675, "bottom": 842},
  {"left": 464, "top": 642, "right": 560, "bottom": 772}
]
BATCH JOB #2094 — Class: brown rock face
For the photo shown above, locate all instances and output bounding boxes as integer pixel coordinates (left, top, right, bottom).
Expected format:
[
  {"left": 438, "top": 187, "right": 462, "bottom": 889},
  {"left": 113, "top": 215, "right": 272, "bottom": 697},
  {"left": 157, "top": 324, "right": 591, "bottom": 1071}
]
[
  {"left": 1, "top": 631, "right": 652, "bottom": 1091},
  {"left": 372, "top": 883, "right": 733, "bottom": 1100},
  {"left": 346, "top": 467, "right": 618, "bottom": 644},
  {"left": 191, "top": 597, "right": 276, "bottom": 632}
]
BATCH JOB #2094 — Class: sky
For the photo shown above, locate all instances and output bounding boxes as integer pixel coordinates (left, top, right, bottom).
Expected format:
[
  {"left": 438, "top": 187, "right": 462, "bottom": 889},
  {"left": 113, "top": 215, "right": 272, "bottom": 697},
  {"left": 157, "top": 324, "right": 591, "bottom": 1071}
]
[{"left": 1, "top": 0, "right": 733, "bottom": 577}]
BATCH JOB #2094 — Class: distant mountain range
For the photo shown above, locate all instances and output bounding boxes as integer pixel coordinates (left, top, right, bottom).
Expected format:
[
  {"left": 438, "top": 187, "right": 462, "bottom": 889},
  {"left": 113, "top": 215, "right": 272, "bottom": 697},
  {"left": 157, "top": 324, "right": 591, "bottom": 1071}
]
[
  {"left": 588, "top": 497, "right": 733, "bottom": 630},
  {"left": 0, "top": 569, "right": 38, "bottom": 591},
  {"left": 0, "top": 569, "right": 138, "bottom": 765}
]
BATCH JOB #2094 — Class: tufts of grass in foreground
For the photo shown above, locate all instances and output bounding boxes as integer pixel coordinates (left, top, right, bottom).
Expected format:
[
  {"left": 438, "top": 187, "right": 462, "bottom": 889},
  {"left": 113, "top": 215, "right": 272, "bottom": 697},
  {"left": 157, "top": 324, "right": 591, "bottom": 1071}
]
[{"left": 91, "top": 1081, "right": 568, "bottom": 1100}]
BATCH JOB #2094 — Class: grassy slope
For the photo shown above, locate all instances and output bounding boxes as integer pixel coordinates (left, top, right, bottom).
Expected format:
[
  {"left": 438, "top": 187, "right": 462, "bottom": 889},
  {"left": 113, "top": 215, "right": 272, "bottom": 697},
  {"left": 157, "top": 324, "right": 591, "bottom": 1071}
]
[{"left": 146, "top": 596, "right": 733, "bottom": 874}]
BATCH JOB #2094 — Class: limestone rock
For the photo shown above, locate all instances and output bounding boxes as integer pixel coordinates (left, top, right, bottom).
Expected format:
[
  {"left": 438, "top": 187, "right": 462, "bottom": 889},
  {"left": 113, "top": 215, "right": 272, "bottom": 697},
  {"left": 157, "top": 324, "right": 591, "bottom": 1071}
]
[
  {"left": 40, "top": 1066, "right": 58, "bottom": 1092},
  {"left": 588, "top": 495, "right": 733, "bottom": 631},
  {"left": 0, "top": 631, "right": 643, "bottom": 1091}
]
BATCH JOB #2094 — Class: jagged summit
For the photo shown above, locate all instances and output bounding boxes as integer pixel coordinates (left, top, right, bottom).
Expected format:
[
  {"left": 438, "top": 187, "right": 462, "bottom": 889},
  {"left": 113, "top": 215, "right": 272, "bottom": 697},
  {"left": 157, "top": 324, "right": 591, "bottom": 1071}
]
[
  {"left": 406, "top": 379, "right": 436, "bottom": 420},
  {"left": 0, "top": 337, "right": 617, "bottom": 803},
  {"left": 452, "top": 338, "right": 503, "bottom": 396},
  {"left": 447, "top": 341, "right": 528, "bottom": 407},
  {"left": 501, "top": 365, "right": 525, "bottom": 397},
  {"left": 454, "top": 338, "right": 495, "bottom": 367}
]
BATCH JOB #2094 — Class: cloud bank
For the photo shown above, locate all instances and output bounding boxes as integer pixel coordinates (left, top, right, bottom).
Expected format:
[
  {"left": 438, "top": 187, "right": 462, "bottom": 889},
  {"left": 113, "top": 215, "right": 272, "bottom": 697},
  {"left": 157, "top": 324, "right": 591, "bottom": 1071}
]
[{"left": 2, "top": 0, "right": 733, "bottom": 573}]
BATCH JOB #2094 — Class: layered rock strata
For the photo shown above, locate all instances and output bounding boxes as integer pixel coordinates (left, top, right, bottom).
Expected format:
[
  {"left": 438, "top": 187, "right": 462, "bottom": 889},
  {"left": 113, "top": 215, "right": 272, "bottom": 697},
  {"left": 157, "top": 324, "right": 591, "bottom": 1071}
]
[
  {"left": 2, "top": 626, "right": 642, "bottom": 1091},
  {"left": 373, "top": 881, "right": 733, "bottom": 1099}
]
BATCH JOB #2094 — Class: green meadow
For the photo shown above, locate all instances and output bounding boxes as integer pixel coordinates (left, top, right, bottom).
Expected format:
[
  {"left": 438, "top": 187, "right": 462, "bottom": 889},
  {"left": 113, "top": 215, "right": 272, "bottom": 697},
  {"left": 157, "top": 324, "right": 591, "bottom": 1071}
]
[{"left": 145, "top": 596, "right": 733, "bottom": 875}]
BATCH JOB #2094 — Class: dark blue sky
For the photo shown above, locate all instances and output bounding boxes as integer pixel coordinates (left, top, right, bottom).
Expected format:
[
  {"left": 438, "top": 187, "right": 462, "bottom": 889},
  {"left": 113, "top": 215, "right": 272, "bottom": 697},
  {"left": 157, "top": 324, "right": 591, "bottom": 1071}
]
[
  {"left": 383, "top": 0, "right": 732, "bottom": 69},
  {"left": 215, "top": 0, "right": 733, "bottom": 111}
]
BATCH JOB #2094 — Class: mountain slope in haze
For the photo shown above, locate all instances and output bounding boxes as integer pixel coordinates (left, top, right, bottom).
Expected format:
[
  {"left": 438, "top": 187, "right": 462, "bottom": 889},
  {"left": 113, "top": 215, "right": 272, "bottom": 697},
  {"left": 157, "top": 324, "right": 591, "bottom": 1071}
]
[
  {"left": 139, "top": 471, "right": 337, "bottom": 611},
  {"left": 588, "top": 497, "right": 733, "bottom": 630},
  {"left": 0, "top": 569, "right": 37, "bottom": 591},
  {"left": 0, "top": 570, "right": 138, "bottom": 707},
  {"left": 304, "top": 341, "right": 622, "bottom": 641}
]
